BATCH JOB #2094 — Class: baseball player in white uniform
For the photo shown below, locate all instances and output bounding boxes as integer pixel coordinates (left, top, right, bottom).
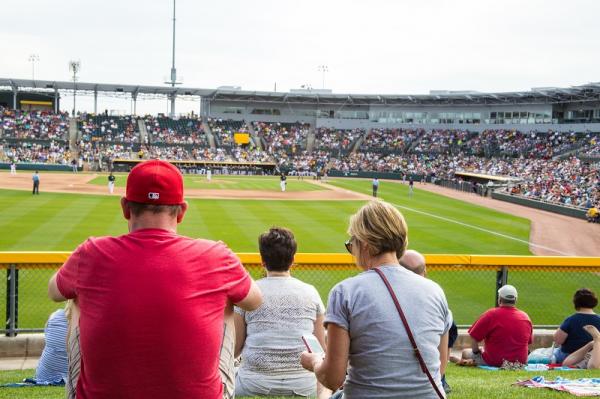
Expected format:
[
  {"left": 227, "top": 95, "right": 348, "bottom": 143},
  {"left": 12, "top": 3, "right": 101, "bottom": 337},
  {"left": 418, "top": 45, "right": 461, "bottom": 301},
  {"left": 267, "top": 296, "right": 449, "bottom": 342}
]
[
  {"left": 207, "top": 169, "right": 212, "bottom": 182},
  {"left": 280, "top": 174, "right": 287, "bottom": 192},
  {"left": 10, "top": 161, "right": 16, "bottom": 175},
  {"left": 108, "top": 173, "right": 116, "bottom": 194}
]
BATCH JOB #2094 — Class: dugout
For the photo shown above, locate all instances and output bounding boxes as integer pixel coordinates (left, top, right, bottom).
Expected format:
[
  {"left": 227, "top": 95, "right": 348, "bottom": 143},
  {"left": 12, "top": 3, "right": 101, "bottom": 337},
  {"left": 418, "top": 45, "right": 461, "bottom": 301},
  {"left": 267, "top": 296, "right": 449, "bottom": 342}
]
[
  {"left": 111, "top": 159, "right": 277, "bottom": 175},
  {"left": 444, "top": 172, "right": 521, "bottom": 196}
]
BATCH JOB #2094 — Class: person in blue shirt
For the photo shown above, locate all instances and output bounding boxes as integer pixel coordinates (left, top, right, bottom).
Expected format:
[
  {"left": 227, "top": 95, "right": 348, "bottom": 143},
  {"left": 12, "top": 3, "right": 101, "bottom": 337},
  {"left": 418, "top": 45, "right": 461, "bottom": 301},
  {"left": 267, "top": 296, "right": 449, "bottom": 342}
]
[
  {"left": 372, "top": 178, "right": 379, "bottom": 197},
  {"left": 32, "top": 171, "right": 40, "bottom": 195},
  {"left": 31, "top": 309, "right": 68, "bottom": 384},
  {"left": 553, "top": 288, "right": 600, "bottom": 363}
]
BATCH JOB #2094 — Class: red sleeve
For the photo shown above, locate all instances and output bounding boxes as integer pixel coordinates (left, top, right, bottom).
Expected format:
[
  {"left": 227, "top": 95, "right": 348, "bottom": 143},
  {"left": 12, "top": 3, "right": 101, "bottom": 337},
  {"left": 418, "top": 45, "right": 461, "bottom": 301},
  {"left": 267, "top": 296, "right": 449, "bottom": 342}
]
[
  {"left": 218, "top": 245, "right": 252, "bottom": 304},
  {"left": 468, "top": 309, "right": 492, "bottom": 342},
  {"left": 56, "top": 241, "right": 88, "bottom": 299}
]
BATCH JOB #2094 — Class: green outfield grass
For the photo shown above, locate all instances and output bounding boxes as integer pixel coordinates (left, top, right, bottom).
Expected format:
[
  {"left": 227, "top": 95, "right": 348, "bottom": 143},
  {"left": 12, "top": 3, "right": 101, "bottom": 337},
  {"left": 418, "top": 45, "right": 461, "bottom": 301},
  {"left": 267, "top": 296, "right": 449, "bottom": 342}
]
[
  {"left": 329, "top": 178, "right": 533, "bottom": 253},
  {"left": 1, "top": 177, "right": 592, "bottom": 329},
  {"left": 88, "top": 174, "right": 325, "bottom": 191},
  {"left": 2, "top": 366, "right": 599, "bottom": 399}
]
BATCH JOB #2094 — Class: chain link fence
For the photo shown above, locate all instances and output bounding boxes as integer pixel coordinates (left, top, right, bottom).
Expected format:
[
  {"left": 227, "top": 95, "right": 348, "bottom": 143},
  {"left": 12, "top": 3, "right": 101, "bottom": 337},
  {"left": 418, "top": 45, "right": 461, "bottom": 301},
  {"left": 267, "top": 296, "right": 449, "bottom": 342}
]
[{"left": 3, "top": 254, "right": 600, "bottom": 335}]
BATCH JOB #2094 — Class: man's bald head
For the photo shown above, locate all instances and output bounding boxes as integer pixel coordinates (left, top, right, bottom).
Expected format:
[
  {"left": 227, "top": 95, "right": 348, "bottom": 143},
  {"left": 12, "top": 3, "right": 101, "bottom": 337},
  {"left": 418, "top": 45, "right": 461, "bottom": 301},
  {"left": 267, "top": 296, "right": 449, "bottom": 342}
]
[{"left": 400, "top": 249, "right": 426, "bottom": 277}]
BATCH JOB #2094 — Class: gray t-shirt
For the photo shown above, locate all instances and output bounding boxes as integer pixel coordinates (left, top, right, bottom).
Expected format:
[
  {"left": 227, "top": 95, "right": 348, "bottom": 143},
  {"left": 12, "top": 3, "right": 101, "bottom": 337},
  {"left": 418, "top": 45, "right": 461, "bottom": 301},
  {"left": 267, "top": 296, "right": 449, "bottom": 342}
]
[
  {"left": 236, "top": 276, "right": 325, "bottom": 376},
  {"left": 325, "top": 265, "right": 452, "bottom": 399}
]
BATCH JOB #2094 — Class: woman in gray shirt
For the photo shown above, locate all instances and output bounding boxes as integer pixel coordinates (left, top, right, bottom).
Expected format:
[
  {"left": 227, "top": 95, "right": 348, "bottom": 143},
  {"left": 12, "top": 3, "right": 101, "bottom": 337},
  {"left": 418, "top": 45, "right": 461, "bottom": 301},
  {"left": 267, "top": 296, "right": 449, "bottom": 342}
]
[{"left": 301, "top": 200, "right": 451, "bottom": 399}]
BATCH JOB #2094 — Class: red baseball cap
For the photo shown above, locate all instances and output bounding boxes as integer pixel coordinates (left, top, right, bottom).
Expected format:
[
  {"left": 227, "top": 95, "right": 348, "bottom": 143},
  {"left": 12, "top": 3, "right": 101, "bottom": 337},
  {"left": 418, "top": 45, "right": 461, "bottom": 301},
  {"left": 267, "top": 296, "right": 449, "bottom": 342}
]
[{"left": 125, "top": 160, "right": 184, "bottom": 205}]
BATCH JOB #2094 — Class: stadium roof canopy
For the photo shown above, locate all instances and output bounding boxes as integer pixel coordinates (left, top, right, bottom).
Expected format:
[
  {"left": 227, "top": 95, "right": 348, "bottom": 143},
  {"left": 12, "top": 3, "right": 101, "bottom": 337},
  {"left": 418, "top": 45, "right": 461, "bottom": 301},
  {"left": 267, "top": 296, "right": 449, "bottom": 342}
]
[{"left": 1, "top": 77, "right": 600, "bottom": 106}]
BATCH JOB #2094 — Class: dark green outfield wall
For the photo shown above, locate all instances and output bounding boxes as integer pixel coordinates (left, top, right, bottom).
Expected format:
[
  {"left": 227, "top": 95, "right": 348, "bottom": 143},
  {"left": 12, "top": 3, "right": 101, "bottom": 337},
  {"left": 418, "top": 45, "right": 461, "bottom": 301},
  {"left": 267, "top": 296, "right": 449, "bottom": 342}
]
[
  {"left": 0, "top": 163, "right": 79, "bottom": 172},
  {"left": 492, "top": 191, "right": 587, "bottom": 219}
]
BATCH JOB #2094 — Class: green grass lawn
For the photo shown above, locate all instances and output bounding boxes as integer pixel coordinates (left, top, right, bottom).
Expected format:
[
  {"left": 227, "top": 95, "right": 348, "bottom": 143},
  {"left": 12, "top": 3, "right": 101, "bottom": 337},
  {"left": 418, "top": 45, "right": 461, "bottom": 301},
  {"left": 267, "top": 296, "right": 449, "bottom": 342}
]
[
  {"left": 1, "top": 366, "right": 598, "bottom": 399},
  {"left": 329, "top": 178, "right": 532, "bottom": 254},
  {"left": 88, "top": 174, "right": 325, "bottom": 191},
  {"left": 1, "top": 178, "right": 588, "bottom": 329}
]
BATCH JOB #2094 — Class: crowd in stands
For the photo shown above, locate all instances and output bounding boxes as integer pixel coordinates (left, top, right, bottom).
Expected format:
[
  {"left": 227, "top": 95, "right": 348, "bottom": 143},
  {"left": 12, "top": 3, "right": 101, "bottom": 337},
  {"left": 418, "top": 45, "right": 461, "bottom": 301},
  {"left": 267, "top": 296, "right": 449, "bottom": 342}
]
[
  {"left": 361, "top": 128, "right": 422, "bottom": 153},
  {"left": 3, "top": 107, "right": 599, "bottom": 210},
  {"left": 468, "top": 130, "right": 587, "bottom": 158},
  {"left": 255, "top": 121, "right": 309, "bottom": 152},
  {"left": 0, "top": 107, "right": 69, "bottom": 141},
  {"left": 208, "top": 118, "right": 245, "bottom": 147},
  {"left": 316, "top": 128, "right": 362, "bottom": 152},
  {"left": 578, "top": 135, "right": 600, "bottom": 157},
  {"left": 0, "top": 140, "right": 72, "bottom": 164},
  {"left": 144, "top": 115, "right": 207, "bottom": 146},
  {"left": 78, "top": 113, "right": 138, "bottom": 143},
  {"left": 413, "top": 129, "right": 472, "bottom": 155}
]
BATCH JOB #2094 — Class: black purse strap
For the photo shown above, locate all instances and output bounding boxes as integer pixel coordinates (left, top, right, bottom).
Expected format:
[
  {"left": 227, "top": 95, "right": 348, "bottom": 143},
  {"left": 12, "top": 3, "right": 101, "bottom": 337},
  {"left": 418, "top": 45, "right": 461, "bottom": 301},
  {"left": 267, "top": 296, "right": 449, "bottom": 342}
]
[{"left": 373, "top": 267, "right": 445, "bottom": 399}]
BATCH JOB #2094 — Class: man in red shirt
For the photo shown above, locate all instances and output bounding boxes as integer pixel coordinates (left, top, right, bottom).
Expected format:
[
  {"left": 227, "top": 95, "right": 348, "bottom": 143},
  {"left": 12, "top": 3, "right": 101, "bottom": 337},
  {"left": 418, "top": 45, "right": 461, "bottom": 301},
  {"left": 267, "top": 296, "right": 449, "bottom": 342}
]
[
  {"left": 48, "top": 160, "right": 262, "bottom": 399},
  {"left": 452, "top": 284, "right": 532, "bottom": 367}
]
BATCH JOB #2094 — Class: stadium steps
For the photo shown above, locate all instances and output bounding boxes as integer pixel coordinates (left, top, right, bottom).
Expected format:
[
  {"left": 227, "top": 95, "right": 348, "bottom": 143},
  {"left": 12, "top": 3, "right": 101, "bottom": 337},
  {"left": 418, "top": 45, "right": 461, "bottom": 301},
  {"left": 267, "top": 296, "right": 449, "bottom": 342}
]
[
  {"left": 68, "top": 117, "right": 79, "bottom": 156},
  {"left": 407, "top": 129, "right": 427, "bottom": 153},
  {"left": 203, "top": 122, "right": 217, "bottom": 149},
  {"left": 349, "top": 130, "right": 366, "bottom": 153},
  {"left": 554, "top": 142, "right": 587, "bottom": 160},
  {"left": 306, "top": 126, "right": 316, "bottom": 152},
  {"left": 246, "top": 121, "right": 263, "bottom": 150},
  {"left": 137, "top": 118, "right": 148, "bottom": 144}
]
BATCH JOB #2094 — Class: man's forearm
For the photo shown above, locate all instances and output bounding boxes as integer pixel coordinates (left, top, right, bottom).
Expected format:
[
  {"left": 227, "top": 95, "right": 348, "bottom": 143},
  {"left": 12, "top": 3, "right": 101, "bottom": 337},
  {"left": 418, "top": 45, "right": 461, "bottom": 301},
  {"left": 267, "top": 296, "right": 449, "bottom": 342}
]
[{"left": 471, "top": 338, "right": 481, "bottom": 353}]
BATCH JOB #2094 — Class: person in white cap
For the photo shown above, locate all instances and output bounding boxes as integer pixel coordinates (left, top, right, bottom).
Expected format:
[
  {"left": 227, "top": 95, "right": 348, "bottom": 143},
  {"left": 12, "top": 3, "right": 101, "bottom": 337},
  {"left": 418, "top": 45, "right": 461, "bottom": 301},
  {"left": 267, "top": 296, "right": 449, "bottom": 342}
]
[{"left": 450, "top": 284, "right": 533, "bottom": 367}]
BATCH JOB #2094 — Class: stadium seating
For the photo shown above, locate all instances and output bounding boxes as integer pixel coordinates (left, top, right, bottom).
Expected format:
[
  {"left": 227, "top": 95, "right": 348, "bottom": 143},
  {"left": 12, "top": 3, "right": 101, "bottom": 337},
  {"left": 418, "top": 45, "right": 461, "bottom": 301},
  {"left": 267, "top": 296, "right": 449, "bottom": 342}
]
[
  {"left": 315, "top": 127, "right": 363, "bottom": 153},
  {"left": 3, "top": 106, "right": 599, "bottom": 210},
  {"left": 208, "top": 118, "right": 245, "bottom": 148},
  {"left": 0, "top": 106, "right": 69, "bottom": 141},
  {"left": 360, "top": 128, "right": 422, "bottom": 153},
  {"left": 254, "top": 121, "right": 310, "bottom": 152},
  {"left": 78, "top": 113, "right": 138, "bottom": 144}
]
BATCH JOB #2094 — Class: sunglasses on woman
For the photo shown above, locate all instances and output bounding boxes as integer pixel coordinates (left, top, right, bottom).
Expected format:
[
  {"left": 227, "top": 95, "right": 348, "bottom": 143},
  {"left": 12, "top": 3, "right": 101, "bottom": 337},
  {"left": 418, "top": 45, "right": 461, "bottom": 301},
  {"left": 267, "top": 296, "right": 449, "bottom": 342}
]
[{"left": 344, "top": 237, "right": 353, "bottom": 254}]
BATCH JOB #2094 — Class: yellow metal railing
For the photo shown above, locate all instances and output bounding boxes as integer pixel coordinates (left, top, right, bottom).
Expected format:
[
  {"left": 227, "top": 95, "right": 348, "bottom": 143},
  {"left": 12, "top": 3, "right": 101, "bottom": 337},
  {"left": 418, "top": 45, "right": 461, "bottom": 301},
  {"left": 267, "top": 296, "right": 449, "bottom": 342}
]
[
  {"left": 2, "top": 252, "right": 600, "bottom": 332},
  {"left": 1, "top": 252, "right": 599, "bottom": 269}
]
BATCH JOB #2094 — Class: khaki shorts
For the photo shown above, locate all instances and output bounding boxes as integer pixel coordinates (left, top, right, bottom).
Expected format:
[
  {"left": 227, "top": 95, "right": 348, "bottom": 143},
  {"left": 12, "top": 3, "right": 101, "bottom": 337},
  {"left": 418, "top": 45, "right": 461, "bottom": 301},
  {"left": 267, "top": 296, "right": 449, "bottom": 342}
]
[{"left": 220, "top": 317, "right": 236, "bottom": 399}]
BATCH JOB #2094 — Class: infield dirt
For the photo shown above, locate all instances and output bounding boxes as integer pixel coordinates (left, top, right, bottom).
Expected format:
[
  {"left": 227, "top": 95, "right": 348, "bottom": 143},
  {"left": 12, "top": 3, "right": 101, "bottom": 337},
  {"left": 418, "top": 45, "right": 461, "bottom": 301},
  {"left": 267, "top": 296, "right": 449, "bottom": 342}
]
[{"left": 0, "top": 172, "right": 371, "bottom": 201}]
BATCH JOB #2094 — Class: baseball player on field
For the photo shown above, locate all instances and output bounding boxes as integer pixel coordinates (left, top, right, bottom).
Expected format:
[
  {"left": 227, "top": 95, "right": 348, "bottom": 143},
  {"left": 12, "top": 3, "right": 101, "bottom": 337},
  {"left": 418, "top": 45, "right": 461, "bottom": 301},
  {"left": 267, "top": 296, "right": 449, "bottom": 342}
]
[
  {"left": 108, "top": 172, "right": 116, "bottom": 194},
  {"left": 280, "top": 173, "right": 287, "bottom": 192}
]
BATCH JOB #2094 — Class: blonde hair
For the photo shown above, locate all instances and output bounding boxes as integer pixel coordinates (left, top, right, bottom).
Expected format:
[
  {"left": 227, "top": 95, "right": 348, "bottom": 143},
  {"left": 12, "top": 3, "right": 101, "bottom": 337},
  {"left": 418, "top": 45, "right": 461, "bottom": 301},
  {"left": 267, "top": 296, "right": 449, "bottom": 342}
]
[{"left": 348, "top": 200, "right": 408, "bottom": 258}]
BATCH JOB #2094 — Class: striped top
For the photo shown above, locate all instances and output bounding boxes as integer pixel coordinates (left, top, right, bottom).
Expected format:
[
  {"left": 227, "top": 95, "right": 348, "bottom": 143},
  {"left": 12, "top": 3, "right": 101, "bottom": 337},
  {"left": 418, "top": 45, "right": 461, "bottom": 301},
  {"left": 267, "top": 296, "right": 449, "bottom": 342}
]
[{"left": 35, "top": 309, "right": 68, "bottom": 383}]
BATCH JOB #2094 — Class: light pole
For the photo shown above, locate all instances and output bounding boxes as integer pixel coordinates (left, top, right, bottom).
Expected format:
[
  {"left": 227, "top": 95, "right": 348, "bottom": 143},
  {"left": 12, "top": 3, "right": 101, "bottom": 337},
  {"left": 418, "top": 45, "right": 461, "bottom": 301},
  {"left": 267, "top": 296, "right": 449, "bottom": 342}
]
[
  {"left": 164, "top": 0, "right": 181, "bottom": 117},
  {"left": 28, "top": 54, "right": 39, "bottom": 80},
  {"left": 317, "top": 65, "right": 329, "bottom": 89},
  {"left": 69, "top": 60, "right": 81, "bottom": 116}
]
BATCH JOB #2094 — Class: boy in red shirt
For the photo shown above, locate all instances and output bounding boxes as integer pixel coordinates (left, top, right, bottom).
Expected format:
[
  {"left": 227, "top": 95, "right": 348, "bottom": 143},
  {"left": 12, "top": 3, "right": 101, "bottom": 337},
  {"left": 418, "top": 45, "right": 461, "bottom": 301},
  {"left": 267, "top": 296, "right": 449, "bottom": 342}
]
[
  {"left": 48, "top": 160, "right": 262, "bottom": 399},
  {"left": 452, "top": 285, "right": 532, "bottom": 367}
]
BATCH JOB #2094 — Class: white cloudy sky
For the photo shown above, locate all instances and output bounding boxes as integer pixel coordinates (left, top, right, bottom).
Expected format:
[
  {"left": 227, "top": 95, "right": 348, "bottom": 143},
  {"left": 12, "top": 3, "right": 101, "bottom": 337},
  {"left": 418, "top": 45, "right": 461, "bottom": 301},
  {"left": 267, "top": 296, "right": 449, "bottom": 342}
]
[{"left": 1, "top": 0, "right": 599, "bottom": 114}]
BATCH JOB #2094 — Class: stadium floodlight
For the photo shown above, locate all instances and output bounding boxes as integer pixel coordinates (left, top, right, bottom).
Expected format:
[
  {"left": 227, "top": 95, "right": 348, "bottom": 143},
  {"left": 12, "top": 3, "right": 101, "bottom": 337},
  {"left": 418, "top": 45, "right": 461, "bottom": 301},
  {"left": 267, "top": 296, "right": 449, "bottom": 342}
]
[
  {"left": 317, "top": 65, "right": 329, "bottom": 89},
  {"left": 164, "top": 0, "right": 182, "bottom": 117},
  {"left": 28, "top": 54, "right": 40, "bottom": 81},
  {"left": 69, "top": 60, "right": 81, "bottom": 115}
]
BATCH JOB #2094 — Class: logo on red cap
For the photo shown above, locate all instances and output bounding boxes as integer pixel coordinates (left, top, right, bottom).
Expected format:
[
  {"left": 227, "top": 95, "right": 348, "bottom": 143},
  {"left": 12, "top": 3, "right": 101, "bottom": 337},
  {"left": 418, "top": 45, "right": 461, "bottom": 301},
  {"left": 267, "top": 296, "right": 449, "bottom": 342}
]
[{"left": 125, "top": 160, "right": 184, "bottom": 205}]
